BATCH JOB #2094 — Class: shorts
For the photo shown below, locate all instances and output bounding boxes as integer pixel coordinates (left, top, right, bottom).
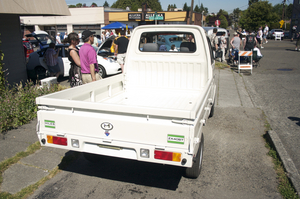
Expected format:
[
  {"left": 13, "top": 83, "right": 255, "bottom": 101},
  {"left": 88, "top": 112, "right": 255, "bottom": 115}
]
[
  {"left": 117, "top": 53, "right": 126, "bottom": 65},
  {"left": 263, "top": 35, "right": 267, "bottom": 39},
  {"left": 257, "top": 38, "right": 261, "bottom": 44},
  {"left": 82, "top": 73, "right": 102, "bottom": 84},
  {"left": 47, "top": 63, "right": 60, "bottom": 73}
]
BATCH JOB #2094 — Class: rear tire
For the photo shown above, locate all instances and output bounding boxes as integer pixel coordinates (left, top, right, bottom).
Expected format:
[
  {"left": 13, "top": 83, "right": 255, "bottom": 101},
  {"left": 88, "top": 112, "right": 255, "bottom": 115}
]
[
  {"left": 98, "top": 64, "right": 107, "bottom": 78},
  {"left": 185, "top": 134, "right": 204, "bottom": 178}
]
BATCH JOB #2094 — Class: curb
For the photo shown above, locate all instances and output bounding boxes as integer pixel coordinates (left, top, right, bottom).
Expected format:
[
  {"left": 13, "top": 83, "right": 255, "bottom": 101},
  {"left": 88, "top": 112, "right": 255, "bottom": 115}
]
[{"left": 266, "top": 130, "right": 300, "bottom": 195}]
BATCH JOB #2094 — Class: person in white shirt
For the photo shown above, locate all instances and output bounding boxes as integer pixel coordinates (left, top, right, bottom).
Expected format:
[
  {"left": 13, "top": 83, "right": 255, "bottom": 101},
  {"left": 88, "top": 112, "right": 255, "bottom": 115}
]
[
  {"left": 56, "top": 33, "right": 61, "bottom": 44},
  {"left": 169, "top": 44, "right": 178, "bottom": 51},
  {"left": 263, "top": 24, "right": 269, "bottom": 44},
  {"left": 63, "top": 32, "right": 68, "bottom": 40},
  {"left": 253, "top": 43, "right": 263, "bottom": 59}
]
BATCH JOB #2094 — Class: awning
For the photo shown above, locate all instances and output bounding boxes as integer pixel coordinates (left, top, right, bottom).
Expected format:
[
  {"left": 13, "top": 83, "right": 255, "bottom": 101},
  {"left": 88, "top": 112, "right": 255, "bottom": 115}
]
[{"left": 102, "top": 22, "right": 133, "bottom": 30}]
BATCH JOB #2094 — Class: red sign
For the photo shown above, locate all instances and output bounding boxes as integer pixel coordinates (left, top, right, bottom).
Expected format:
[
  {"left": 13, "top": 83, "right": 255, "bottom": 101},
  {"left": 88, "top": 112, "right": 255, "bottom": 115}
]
[{"left": 215, "top": 20, "right": 220, "bottom": 26}]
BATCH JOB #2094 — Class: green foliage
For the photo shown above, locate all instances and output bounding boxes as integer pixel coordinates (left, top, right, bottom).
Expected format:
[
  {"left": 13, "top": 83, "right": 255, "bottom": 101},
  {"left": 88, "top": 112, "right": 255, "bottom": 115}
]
[
  {"left": 0, "top": 35, "right": 5, "bottom": 96},
  {"left": 76, "top": 3, "right": 82, "bottom": 7},
  {"left": 239, "top": 1, "right": 278, "bottom": 31},
  {"left": 68, "top": 5, "right": 76, "bottom": 8},
  {"left": 217, "top": 9, "right": 228, "bottom": 17},
  {"left": 248, "top": 0, "right": 259, "bottom": 6},
  {"left": 103, "top": 1, "right": 109, "bottom": 7},
  {"left": 0, "top": 81, "right": 66, "bottom": 134},
  {"left": 91, "top": 2, "right": 97, "bottom": 7},
  {"left": 111, "top": 0, "right": 162, "bottom": 11},
  {"left": 219, "top": 15, "right": 228, "bottom": 29},
  {"left": 167, "top": 4, "right": 177, "bottom": 11},
  {"left": 183, "top": 3, "right": 190, "bottom": 11}
]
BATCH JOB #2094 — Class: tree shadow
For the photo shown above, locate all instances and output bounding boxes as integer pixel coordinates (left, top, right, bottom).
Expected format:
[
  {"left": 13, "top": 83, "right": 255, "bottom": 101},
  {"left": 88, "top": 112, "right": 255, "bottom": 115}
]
[{"left": 288, "top": 117, "right": 300, "bottom": 126}]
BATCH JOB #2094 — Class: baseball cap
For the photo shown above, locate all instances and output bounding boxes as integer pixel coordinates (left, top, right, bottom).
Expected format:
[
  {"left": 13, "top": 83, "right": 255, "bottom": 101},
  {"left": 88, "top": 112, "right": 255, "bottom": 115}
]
[{"left": 81, "top": 30, "right": 96, "bottom": 40}]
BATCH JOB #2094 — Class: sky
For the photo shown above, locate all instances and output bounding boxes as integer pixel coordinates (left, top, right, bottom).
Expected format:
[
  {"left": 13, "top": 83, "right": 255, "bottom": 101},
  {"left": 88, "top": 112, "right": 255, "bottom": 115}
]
[{"left": 65, "top": 0, "right": 287, "bottom": 13}]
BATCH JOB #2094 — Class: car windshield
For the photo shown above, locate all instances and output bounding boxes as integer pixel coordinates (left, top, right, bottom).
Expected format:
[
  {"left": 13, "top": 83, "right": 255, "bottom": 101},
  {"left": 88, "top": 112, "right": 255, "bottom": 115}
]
[{"left": 139, "top": 31, "right": 196, "bottom": 52}]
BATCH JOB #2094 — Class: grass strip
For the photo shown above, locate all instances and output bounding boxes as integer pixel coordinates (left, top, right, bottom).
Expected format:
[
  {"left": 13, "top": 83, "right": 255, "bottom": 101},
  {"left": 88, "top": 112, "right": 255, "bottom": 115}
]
[{"left": 262, "top": 111, "right": 299, "bottom": 199}]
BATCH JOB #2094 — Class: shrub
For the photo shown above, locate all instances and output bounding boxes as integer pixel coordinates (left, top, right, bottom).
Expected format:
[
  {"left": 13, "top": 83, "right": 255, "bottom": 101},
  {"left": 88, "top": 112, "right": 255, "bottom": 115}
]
[{"left": 0, "top": 81, "right": 65, "bottom": 133}]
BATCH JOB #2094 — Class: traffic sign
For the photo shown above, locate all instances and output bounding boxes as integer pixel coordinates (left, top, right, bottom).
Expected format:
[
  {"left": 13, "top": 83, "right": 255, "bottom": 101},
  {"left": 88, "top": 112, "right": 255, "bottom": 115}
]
[
  {"left": 215, "top": 20, "right": 220, "bottom": 26},
  {"left": 279, "top": 20, "right": 284, "bottom": 28}
]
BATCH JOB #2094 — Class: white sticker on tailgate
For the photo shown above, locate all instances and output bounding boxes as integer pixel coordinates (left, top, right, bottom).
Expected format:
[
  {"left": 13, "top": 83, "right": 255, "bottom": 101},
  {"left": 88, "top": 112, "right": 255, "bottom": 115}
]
[
  {"left": 45, "top": 120, "right": 55, "bottom": 129},
  {"left": 167, "top": 134, "right": 184, "bottom": 144}
]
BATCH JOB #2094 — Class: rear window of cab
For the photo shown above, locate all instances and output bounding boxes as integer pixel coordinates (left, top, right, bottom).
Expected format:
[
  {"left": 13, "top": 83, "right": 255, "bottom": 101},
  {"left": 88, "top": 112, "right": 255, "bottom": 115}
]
[{"left": 139, "top": 31, "right": 196, "bottom": 53}]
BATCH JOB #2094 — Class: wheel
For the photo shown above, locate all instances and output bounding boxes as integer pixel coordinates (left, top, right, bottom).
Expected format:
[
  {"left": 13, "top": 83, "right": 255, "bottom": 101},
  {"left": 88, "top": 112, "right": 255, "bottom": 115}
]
[
  {"left": 209, "top": 101, "right": 215, "bottom": 118},
  {"left": 35, "top": 66, "right": 46, "bottom": 80},
  {"left": 83, "top": 152, "right": 102, "bottom": 163},
  {"left": 185, "top": 134, "right": 204, "bottom": 178},
  {"left": 98, "top": 64, "right": 107, "bottom": 78}
]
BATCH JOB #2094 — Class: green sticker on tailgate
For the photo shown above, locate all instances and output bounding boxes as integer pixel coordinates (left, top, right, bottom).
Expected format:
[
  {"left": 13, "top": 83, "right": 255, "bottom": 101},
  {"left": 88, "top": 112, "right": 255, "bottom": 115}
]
[
  {"left": 167, "top": 134, "right": 184, "bottom": 144},
  {"left": 45, "top": 120, "right": 55, "bottom": 128}
]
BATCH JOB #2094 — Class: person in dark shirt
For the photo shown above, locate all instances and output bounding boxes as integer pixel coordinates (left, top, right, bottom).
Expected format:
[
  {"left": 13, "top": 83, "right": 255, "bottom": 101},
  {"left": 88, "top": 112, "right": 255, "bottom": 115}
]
[
  {"left": 243, "top": 33, "right": 257, "bottom": 51},
  {"left": 114, "top": 30, "right": 129, "bottom": 72}
]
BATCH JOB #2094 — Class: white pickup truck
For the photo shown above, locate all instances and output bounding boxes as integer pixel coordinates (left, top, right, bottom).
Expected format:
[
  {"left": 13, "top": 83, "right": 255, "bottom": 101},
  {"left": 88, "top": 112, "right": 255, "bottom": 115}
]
[{"left": 36, "top": 25, "right": 216, "bottom": 178}]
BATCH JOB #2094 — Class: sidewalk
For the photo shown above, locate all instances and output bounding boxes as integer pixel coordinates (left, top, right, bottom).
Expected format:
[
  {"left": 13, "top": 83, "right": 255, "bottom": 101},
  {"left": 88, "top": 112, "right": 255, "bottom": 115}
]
[{"left": 0, "top": 67, "right": 295, "bottom": 196}]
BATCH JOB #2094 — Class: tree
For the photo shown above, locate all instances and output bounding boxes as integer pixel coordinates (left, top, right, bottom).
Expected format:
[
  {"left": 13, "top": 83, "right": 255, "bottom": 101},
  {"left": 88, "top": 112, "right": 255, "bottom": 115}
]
[
  {"left": 248, "top": 0, "right": 258, "bottom": 6},
  {"left": 194, "top": 5, "right": 200, "bottom": 13},
  {"left": 103, "top": 1, "right": 109, "bottom": 7},
  {"left": 217, "top": 9, "right": 228, "bottom": 16},
  {"left": 111, "top": 0, "right": 162, "bottom": 11},
  {"left": 183, "top": 3, "right": 190, "bottom": 11},
  {"left": 91, "top": 2, "right": 97, "bottom": 7},
  {"left": 240, "top": 1, "right": 278, "bottom": 31},
  {"left": 199, "top": 3, "right": 208, "bottom": 15},
  {"left": 76, "top": 3, "right": 82, "bottom": 8},
  {"left": 167, "top": 4, "right": 177, "bottom": 11},
  {"left": 219, "top": 15, "right": 228, "bottom": 29},
  {"left": 68, "top": 5, "right": 76, "bottom": 8}
]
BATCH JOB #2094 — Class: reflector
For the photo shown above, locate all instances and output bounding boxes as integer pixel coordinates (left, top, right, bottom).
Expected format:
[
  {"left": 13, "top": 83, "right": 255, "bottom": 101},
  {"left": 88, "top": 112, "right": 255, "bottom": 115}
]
[{"left": 47, "top": 135, "right": 67, "bottom": 146}]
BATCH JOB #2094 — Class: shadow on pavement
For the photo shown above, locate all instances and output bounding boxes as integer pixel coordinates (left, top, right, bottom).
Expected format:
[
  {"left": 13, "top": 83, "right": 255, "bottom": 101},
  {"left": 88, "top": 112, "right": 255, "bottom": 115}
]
[
  {"left": 288, "top": 117, "right": 300, "bottom": 126},
  {"left": 60, "top": 152, "right": 183, "bottom": 191}
]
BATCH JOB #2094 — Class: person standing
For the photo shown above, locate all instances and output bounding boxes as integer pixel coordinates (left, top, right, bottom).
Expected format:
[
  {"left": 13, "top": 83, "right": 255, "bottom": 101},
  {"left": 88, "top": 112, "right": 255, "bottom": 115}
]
[
  {"left": 56, "top": 33, "right": 61, "bottom": 44},
  {"left": 263, "top": 24, "right": 269, "bottom": 44},
  {"left": 63, "top": 32, "right": 82, "bottom": 87},
  {"left": 209, "top": 28, "right": 218, "bottom": 58},
  {"left": 79, "top": 30, "right": 101, "bottom": 84},
  {"left": 291, "top": 25, "right": 297, "bottom": 42},
  {"left": 45, "top": 43, "right": 60, "bottom": 78},
  {"left": 101, "top": 31, "right": 106, "bottom": 43},
  {"left": 219, "top": 32, "right": 227, "bottom": 63},
  {"left": 257, "top": 26, "right": 263, "bottom": 48},
  {"left": 230, "top": 32, "right": 242, "bottom": 65},
  {"left": 114, "top": 30, "right": 129, "bottom": 72},
  {"left": 105, "top": 29, "right": 110, "bottom": 39},
  {"left": 78, "top": 31, "right": 82, "bottom": 39},
  {"left": 63, "top": 32, "right": 68, "bottom": 40},
  {"left": 244, "top": 32, "right": 257, "bottom": 51}
]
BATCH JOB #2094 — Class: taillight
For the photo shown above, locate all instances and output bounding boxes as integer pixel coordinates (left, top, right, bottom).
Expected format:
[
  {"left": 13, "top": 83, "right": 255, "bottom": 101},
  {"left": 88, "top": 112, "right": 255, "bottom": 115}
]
[
  {"left": 47, "top": 135, "right": 67, "bottom": 146},
  {"left": 154, "top": 150, "right": 181, "bottom": 162}
]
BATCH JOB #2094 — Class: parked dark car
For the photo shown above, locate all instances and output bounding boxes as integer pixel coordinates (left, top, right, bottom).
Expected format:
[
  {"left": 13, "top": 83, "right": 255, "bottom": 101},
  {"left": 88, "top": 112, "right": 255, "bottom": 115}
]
[{"left": 25, "top": 31, "right": 54, "bottom": 48}]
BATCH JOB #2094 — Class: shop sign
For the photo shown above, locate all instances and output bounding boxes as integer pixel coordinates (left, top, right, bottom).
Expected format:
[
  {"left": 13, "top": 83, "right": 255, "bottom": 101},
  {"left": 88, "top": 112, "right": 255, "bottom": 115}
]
[{"left": 128, "top": 13, "right": 142, "bottom": 20}]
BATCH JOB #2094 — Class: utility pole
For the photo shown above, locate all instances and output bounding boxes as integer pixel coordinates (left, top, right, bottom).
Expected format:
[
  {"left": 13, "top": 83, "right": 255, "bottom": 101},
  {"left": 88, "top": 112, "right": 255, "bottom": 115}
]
[
  {"left": 190, "top": 0, "right": 194, "bottom": 24},
  {"left": 282, "top": 0, "right": 286, "bottom": 20}
]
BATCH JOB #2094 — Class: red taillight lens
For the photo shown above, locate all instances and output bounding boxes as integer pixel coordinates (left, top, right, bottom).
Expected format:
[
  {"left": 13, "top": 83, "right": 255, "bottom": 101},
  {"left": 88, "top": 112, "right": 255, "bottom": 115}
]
[
  {"left": 47, "top": 135, "right": 67, "bottom": 146},
  {"left": 154, "top": 150, "right": 181, "bottom": 162}
]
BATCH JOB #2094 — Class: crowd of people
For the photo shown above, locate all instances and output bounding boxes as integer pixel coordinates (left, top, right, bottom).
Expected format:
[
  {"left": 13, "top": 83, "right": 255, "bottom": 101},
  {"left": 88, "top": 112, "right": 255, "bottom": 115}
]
[{"left": 44, "top": 29, "right": 130, "bottom": 87}]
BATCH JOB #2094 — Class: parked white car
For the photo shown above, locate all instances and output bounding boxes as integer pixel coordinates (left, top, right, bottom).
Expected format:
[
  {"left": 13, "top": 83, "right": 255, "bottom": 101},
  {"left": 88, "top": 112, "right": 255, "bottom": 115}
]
[{"left": 26, "top": 34, "right": 122, "bottom": 80}]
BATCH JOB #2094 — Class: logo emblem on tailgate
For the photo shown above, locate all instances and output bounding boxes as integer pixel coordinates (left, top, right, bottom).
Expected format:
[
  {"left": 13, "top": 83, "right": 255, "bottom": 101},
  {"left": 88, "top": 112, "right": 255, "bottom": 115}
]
[{"left": 101, "top": 122, "right": 113, "bottom": 136}]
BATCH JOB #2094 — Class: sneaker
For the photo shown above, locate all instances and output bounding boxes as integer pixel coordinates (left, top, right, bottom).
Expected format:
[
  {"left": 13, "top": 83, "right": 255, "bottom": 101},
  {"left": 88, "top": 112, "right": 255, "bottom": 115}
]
[
  {"left": 266, "top": 41, "right": 268, "bottom": 43},
  {"left": 261, "top": 46, "right": 264, "bottom": 48},
  {"left": 296, "top": 48, "right": 298, "bottom": 51}
]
